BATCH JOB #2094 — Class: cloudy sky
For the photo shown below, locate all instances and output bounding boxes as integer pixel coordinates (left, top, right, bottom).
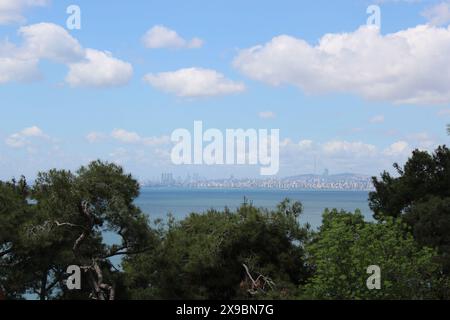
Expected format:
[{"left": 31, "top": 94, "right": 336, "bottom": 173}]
[{"left": 0, "top": 0, "right": 449, "bottom": 180}]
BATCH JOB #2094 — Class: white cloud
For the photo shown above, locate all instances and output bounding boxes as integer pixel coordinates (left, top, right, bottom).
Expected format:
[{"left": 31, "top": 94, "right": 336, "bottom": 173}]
[
  {"left": 298, "top": 139, "right": 314, "bottom": 150},
  {"left": 370, "top": 115, "right": 385, "bottom": 124},
  {"left": 111, "top": 129, "right": 141, "bottom": 144},
  {"left": 280, "top": 138, "right": 314, "bottom": 151},
  {"left": 0, "top": 23, "right": 85, "bottom": 83},
  {"left": 0, "top": 53, "right": 40, "bottom": 83},
  {"left": 278, "top": 138, "right": 417, "bottom": 175},
  {"left": 422, "top": 2, "right": 450, "bottom": 26},
  {"left": 141, "top": 136, "right": 171, "bottom": 146},
  {"left": 438, "top": 108, "right": 450, "bottom": 116},
  {"left": 0, "top": 23, "right": 133, "bottom": 87},
  {"left": 144, "top": 68, "right": 245, "bottom": 97},
  {"left": 277, "top": 137, "right": 433, "bottom": 175},
  {"left": 323, "top": 140, "right": 377, "bottom": 157},
  {"left": 407, "top": 132, "right": 436, "bottom": 150},
  {"left": 259, "top": 111, "right": 276, "bottom": 119},
  {"left": 86, "top": 132, "right": 106, "bottom": 143},
  {"left": 66, "top": 49, "right": 133, "bottom": 88},
  {"left": 5, "top": 126, "right": 48, "bottom": 148},
  {"left": 0, "top": 0, "right": 49, "bottom": 25},
  {"left": 142, "top": 25, "right": 203, "bottom": 49},
  {"left": 234, "top": 25, "right": 450, "bottom": 105},
  {"left": 19, "top": 23, "right": 84, "bottom": 63},
  {"left": 383, "top": 141, "right": 410, "bottom": 156},
  {"left": 111, "top": 129, "right": 170, "bottom": 146}
]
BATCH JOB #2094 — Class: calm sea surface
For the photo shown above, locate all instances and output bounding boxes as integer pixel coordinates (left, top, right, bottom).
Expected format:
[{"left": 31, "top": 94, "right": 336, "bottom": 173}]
[{"left": 135, "top": 188, "right": 373, "bottom": 229}]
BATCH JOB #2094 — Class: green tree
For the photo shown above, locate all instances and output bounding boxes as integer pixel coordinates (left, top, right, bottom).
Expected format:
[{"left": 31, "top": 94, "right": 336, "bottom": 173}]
[
  {"left": 303, "top": 209, "right": 448, "bottom": 299},
  {"left": 0, "top": 177, "right": 30, "bottom": 299},
  {"left": 123, "top": 199, "right": 311, "bottom": 300},
  {"left": 369, "top": 146, "right": 450, "bottom": 272},
  {"left": 0, "top": 161, "right": 156, "bottom": 300},
  {"left": 404, "top": 197, "right": 450, "bottom": 272},
  {"left": 369, "top": 146, "right": 450, "bottom": 219}
]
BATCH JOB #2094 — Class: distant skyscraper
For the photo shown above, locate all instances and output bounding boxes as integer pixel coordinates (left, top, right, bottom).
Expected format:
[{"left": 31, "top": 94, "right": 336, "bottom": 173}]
[{"left": 161, "top": 173, "right": 174, "bottom": 185}]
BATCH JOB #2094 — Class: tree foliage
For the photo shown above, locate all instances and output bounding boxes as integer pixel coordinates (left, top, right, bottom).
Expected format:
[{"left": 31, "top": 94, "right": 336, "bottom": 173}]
[
  {"left": 0, "top": 177, "right": 30, "bottom": 299},
  {"left": 122, "top": 199, "right": 311, "bottom": 300},
  {"left": 303, "top": 209, "right": 448, "bottom": 299},
  {"left": 1, "top": 155, "right": 450, "bottom": 300},
  {"left": 369, "top": 146, "right": 450, "bottom": 272},
  {"left": 0, "top": 161, "right": 155, "bottom": 300}
]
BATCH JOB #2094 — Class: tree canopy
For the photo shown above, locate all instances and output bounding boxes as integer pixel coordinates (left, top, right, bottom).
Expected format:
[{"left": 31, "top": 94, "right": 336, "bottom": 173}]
[
  {"left": 1, "top": 161, "right": 155, "bottom": 300},
  {"left": 1, "top": 152, "right": 450, "bottom": 300},
  {"left": 369, "top": 146, "right": 450, "bottom": 272},
  {"left": 122, "top": 199, "right": 311, "bottom": 300},
  {"left": 303, "top": 209, "right": 448, "bottom": 299}
]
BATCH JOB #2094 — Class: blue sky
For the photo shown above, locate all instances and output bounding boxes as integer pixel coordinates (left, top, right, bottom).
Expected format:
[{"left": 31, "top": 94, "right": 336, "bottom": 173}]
[{"left": 0, "top": 0, "right": 449, "bottom": 180}]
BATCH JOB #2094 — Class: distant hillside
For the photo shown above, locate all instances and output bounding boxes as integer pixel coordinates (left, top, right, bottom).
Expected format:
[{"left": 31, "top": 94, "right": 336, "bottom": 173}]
[{"left": 283, "top": 173, "right": 371, "bottom": 182}]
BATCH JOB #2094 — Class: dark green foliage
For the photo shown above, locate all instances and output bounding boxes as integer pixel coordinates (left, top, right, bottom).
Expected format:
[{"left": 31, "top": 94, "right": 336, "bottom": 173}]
[
  {"left": 0, "top": 177, "right": 30, "bottom": 299},
  {"left": 123, "top": 199, "right": 311, "bottom": 300},
  {"left": 0, "top": 161, "right": 155, "bottom": 300},
  {"left": 405, "top": 197, "right": 450, "bottom": 272},
  {"left": 369, "top": 146, "right": 450, "bottom": 273},
  {"left": 369, "top": 146, "right": 450, "bottom": 219}
]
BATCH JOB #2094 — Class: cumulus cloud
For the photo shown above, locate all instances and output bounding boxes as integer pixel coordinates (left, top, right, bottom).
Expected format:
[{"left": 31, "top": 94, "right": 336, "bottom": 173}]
[
  {"left": 277, "top": 137, "right": 433, "bottom": 175},
  {"left": 259, "top": 111, "right": 276, "bottom": 119},
  {"left": 0, "top": 23, "right": 85, "bottom": 84},
  {"left": 5, "top": 126, "right": 48, "bottom": 148},
  {"left": 0, "top": 23, "right": 132, "bottom": 87},
  {"left": 111, "top": 129, "right": 170, "bottom": 146},
  {"left": 298, "top": 139, "right": 314, "bottom": 150},
  {"left": 142, "top": 25, "right": 203, "bottom": 49},
  {"left": 383, "top": 141, "right": 410, "bottom": 156},
  {"left": 85, "top": 132, "right": 106, "bottom": 143},
  {"left": 66, "top": 49, "right": 133, "bottom": 88},
  {"left": 422, "top": 2, "right": 450, "bottom": 26},
  {"left": 234, "top": 25, "right": 450, "bottom": 105},
  {"left": 323, "top": 140, "right": 377, "bottom": 157},
  {"left": 111, "top": 129, "right": 141, "bottom": 144},
  {"left": 0, "top": 52, "right": 40, "bottom": 83},
  {"left": 144, "top": 68, "right": 246, "bottom": 97},
  {"left": 0, "top": 0, "right": 49, "bottom": 25},
  {"left": 19, "top": 23, "right": 85, "bottom": 63}
]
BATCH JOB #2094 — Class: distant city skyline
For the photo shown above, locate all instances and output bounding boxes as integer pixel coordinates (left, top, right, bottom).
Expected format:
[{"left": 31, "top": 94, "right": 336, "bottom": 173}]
[{"left": 142, "top": 170, "right": 374, "bottom": 191}]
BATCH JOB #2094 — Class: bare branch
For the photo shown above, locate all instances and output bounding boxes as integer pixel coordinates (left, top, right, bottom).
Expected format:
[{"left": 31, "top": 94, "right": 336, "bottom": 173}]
[
  {"left": 54, "top": 221, "right": 85, "bottom": 229},
  {"left": 73, "top": 201, "right": 94, "bottom": 253},
  {"left": 242, "top": 264, "right": 275, "bottom": 296}
]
